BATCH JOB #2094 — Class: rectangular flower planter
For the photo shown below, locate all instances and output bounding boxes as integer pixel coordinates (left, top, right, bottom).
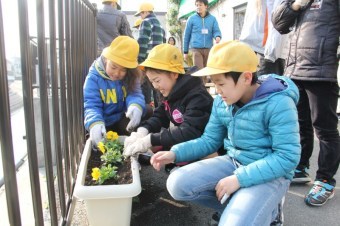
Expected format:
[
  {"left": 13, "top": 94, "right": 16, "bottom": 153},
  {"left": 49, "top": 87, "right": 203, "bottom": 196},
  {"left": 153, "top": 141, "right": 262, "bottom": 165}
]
[{"left": 74, "top": 137, "right": 141, "bottom": 226}]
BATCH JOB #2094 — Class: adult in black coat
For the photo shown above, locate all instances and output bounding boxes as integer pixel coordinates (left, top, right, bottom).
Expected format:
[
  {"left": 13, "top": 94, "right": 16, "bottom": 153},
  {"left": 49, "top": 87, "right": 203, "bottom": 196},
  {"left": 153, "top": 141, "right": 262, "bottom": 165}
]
[{"left": 272, "top": 0, "right": 340, "bottom": 207}]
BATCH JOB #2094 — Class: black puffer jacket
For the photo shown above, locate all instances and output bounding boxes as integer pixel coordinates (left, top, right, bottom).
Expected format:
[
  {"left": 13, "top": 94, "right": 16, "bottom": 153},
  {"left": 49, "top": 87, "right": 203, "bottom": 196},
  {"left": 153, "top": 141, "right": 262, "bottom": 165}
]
[
  {"left": 272, "top": 0, "right": 340, "bottom": 81},
  {"left": 141, "top": 74, "right": 213, "bottom": 148}
]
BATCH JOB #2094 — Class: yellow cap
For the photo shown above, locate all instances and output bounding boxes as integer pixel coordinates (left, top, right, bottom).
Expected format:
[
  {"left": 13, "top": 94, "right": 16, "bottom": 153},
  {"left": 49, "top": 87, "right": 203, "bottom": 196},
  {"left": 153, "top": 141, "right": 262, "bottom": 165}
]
[
  {"left": 133, "top": 18, "right": 143, "bottom": 28},
  {"left": 192, "top": 40, "right": 258, "bottom": 77},
  {"left": 139, "top": 44, "right": 185, "bottom": 74},
  {"left": 102, "top": 0, "right": 120, "bottom": 10},
  {"left": 102, "top": 36, "right": 139, "bottom": 69},
  {"left": 134, "top": 2, "right": 154, "bottom": 16}
]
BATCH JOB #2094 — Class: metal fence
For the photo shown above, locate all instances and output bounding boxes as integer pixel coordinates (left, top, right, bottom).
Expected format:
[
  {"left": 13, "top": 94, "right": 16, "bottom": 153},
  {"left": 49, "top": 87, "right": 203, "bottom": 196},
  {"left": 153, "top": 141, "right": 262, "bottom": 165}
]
[{"left": 0, "top": 0, "right": 96, "bottom": 225}]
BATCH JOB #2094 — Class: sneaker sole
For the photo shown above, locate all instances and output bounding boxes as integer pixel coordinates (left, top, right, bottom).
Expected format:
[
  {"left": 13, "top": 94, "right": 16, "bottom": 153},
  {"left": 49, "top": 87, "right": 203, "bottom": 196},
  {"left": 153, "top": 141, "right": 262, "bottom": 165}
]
[
  {"left": 292, "top": 178, "right": 312, "bottom": 184},
  {"left": 305, "top": 192, "right": 335, "bottom": 207}
]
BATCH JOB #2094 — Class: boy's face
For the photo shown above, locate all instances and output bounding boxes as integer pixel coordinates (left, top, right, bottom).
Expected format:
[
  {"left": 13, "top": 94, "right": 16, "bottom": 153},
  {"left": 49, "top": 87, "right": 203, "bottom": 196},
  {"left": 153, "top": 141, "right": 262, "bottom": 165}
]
[
  {"left": 195, "top": 1, "right": 208, "bottom": 14},
  {"left": 140, "top": 11, "right": 149, "bottom": 19},
  {"left": 146, "top": 70, "right": 178, "bottom": 97},
  {"left": 210, "top": 73, "right": 250, "bottom": 105},
  {"left": 105, "top": 61, "right": 127, "bottom": 81}
]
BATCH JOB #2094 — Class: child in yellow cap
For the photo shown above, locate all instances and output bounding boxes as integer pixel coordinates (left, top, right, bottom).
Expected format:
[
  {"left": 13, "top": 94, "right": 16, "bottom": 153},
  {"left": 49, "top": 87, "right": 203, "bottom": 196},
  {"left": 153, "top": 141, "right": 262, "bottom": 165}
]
[
  {"left": 150, "top": 40, "right": 301, "bottom": 225},
  {"left": 133, "top": 18, "right": 143, "bottom": 29},
  {"left": 123, "top": 44, "right": 213, "bottom": 169},
  {"left": 84, "top": 36, "right": 147, "bottom": 148}
]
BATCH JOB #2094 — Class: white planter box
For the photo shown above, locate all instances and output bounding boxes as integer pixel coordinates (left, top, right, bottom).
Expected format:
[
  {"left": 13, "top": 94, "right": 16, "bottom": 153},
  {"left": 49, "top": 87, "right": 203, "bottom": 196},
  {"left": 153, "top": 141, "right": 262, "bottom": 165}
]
[{"left": 74, "top": 138, "right": 141, "bottom": 226}]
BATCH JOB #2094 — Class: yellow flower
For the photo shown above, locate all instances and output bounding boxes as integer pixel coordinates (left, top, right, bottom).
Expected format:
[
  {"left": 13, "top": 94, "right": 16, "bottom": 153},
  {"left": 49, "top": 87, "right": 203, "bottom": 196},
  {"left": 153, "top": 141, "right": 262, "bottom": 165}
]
[
  {"left": 91, "top": 168, "right": 100, "bottom": 181},
  {"left": 97, "top": 142, "right": 106, "bottom": 154},
  {"left": 106, "top": 131, "right": 119, "bottom": 141}
]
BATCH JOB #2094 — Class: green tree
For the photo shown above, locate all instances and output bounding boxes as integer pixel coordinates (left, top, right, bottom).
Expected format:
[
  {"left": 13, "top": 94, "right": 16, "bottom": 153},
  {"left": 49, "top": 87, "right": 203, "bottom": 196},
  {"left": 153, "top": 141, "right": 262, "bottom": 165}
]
[{"left": 167, "top": 0, "right": 182, "bottom": 48}]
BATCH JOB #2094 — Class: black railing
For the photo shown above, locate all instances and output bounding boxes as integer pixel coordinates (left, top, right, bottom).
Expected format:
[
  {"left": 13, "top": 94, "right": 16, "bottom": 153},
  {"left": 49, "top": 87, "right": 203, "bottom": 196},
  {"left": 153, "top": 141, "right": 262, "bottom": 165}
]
[{"left": 0, "top": 0, "right": 96, "bottom": 225}]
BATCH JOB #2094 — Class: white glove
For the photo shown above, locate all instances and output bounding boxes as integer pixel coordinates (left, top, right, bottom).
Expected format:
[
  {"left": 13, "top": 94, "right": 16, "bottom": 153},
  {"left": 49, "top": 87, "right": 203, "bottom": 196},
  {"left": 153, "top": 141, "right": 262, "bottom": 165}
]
[
  {"left": 90, "top": 123, "right": 106, "bottom": 149},
  {"left": 294, "top": 0, "right": 310, "bottom": 7},
  {"left": 126, "top": 105, "right": 143, "bottom": 132},
  {"left": 123, "top": 134, "right": 151, "bottom": 157},
  {"left": 124, "top": 127, "right": 149, "bottom": 148}
]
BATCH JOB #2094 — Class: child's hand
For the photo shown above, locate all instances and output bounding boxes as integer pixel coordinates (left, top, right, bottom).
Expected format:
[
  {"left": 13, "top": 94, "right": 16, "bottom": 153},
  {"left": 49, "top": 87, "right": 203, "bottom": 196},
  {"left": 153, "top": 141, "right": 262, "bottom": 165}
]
[
  {"left": 215, "top": 175, "right": 240, "bottom": 202},
  {"left": 124, "top": 127, "right": 149, "bottom": 148},
  {"left": 126, "top": 105, "right": 142, "bottom": 132},
  {"left": 90, "top": 123, "right": 106, "bottom": 149},
  {"left": 123, "top": 135, "right": 151, "bottom": 157},
  {"left": 150, "top": 151, "right": 176, "bottom": 171}
]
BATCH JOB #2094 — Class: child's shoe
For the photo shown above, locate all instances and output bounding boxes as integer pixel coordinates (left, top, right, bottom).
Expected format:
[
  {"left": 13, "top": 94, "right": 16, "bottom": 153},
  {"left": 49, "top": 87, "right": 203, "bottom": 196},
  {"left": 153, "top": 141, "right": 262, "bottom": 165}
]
[
  {"left": 292, "top": 167, "right": 311, "bottom": 183},
  {"left": 137, "top": 151, "right": 153, "bottom": 165},
  {"left": 305, "top": 180, "right": 335, "bottom": 206},
  {"left": 164, "top": 162, "right": 190, "bottom": 174},
  {"left": 164, "top": 163, "right": 178, "bottom": 174},
  {"left": 270, "top": 198, "right": 284, "bottom": 226},
  {"left": 209, "top": 212, "right": 221, "bottom": 226}
]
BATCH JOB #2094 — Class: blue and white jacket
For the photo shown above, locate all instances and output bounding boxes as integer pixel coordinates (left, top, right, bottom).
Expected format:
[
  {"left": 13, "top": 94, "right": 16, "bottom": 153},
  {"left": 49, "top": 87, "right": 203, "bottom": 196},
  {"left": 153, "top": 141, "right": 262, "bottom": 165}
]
[
  {"left": 183, "top": 12, "right": 221, "bottom": 54},
  {"left": 83, "top": 56, "right": 145, "bottom": 131},
  {"left": 171, "top": 74, "right": 301, "bottom": 188}
]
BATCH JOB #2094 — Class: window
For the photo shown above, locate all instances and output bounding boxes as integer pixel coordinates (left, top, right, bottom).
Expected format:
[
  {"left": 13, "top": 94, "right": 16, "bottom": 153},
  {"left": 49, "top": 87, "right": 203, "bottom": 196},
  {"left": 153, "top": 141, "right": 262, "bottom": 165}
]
[{"left": 233, "top": 3, "right": 247, "bottom": 40}]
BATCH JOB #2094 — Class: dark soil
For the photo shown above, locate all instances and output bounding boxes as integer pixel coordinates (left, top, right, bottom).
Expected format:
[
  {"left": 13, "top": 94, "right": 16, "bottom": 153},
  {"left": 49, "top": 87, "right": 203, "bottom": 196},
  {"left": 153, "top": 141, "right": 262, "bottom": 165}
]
[
  {"left": 84, "top": 149, "right": 133, "bottom": 186},
  {"left": 130, "top": 165, "right": 214, "bottom": 226}
]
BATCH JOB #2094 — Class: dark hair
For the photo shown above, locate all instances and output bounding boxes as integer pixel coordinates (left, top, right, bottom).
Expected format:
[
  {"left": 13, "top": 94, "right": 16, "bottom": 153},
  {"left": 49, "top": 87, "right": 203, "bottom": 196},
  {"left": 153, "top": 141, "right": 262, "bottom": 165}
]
[
  {"left": 167, "top": 36, "right": 176, "bottom": 45},
  {"left": 224, "top": 72, "right": 258, "bottom": 85},
  {"left": 123, "top": 68, "right": 143, "bottom": 93},
  {"left": 195, "top": 0, "right": 208, "bottom": 6}
]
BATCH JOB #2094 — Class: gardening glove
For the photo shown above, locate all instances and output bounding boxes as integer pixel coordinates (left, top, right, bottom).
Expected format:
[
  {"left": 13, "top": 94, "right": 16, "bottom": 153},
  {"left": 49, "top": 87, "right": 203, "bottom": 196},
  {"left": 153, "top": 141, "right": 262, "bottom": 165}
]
[
  {"left": 126, "top": 105, "right": 143, "bottom": 132},
  {"left": 294, "top": 0, "right": 310, "bottom": 7},
  {"left": 123, "top": 134, "right": 151, "bottom": 157},
  {"left": 90, "top": 123, "right": 106, "bottom": 149},
  {"left": 124, "top": 127, "right": 149, "bottom": 148}
]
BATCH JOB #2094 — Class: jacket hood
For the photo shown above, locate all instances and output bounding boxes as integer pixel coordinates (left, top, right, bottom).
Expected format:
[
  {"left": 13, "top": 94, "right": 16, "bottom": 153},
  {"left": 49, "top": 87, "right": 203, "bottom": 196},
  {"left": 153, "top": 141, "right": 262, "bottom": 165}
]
[
  {"left": 88, "top": 56, "right": 111, "bottom": 80},
  {"left": 166, "top": 75, "right": 202, "bottom": 102},
  {"left": 253, "top": 74, "right": 299, "bottom": 105}
]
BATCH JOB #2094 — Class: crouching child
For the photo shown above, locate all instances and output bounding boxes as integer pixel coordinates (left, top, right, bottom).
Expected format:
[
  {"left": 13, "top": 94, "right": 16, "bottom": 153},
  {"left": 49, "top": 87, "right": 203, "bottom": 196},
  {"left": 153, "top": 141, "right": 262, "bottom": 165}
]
[{"left": 150, "top": 40, "right": 301, "bottom": 225}]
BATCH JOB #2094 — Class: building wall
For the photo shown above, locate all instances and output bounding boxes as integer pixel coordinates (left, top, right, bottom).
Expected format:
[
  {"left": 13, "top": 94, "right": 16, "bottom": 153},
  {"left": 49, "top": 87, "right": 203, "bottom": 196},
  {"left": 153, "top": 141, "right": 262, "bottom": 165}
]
[{"left": 209, "top": 0, "right": 247, "bottom": 41}]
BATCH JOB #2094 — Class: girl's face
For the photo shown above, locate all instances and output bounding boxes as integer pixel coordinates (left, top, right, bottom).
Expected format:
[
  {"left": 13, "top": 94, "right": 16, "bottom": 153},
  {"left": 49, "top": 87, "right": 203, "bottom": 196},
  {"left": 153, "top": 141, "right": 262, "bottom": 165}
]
[
  {"left": 210, "top": 73, "right": 249, "bottom": 105},
  {"left": 146, "top": 70, "right": 178, "bottom": 97},
  {"left": 105, "top": 60, "right": 127, "bottom": 81},
  {"left": 168, "top": 38, "right": 175, "bottom": 45}
]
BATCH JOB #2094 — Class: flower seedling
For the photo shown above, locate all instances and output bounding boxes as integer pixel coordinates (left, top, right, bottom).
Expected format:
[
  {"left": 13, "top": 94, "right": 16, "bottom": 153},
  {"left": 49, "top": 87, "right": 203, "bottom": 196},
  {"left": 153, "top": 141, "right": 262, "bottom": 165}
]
[{"left": 91, "top": 131, "right": 124, "bottom": 184}]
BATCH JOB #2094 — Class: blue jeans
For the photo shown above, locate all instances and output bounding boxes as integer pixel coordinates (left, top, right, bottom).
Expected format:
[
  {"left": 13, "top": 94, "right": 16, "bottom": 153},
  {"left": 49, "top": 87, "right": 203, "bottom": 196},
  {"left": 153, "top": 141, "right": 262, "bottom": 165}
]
[{"left": 167, "top": 155, "right": 290, "bottom": 226}]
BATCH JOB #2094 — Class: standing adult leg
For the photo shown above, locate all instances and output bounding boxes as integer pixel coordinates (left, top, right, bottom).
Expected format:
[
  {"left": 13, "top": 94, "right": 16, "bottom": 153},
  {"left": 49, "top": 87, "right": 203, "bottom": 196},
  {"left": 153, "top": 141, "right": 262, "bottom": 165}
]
[
  {"left": 191, "top": 48, "right": 206, "bottom": 84},
  {"left": 293, "top": 80, "right": 314, "bottom": 172},
  {"left": 202, "top": 48, "right": 211, "bottom": 83},
  {"left": 304, "top": 81, "right": 340, "bottom": 185}
]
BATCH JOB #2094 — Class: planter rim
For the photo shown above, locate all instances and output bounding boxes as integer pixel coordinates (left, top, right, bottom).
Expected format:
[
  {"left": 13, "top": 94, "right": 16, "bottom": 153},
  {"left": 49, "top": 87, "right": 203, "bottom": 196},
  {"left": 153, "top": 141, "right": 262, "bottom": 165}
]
[{"left": 73, "top": 138, "right": 141, "bottom": 199}]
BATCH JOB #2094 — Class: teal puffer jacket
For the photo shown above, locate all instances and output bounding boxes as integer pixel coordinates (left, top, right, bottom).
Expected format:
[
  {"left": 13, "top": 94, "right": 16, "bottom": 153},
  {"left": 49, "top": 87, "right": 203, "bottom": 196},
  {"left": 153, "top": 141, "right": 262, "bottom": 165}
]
[{"left": 172, "top": 74, "right": 301, "bottom": 188}]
